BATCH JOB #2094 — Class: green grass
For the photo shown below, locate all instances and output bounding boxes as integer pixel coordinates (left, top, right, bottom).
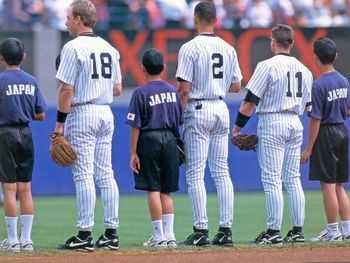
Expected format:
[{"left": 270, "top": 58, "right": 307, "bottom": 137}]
[{"left": 0, "top": 191, "right": 338, "bottom": 251}]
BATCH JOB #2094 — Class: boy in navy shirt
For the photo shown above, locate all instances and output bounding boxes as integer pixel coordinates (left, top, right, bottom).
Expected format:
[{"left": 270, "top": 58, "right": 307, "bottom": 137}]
[
  {"left": 301, "top": 38, "right": 350, "bottom": 241},
  {"left": 126, "top": 49, "right": 183, "bottom": 247},
  {"left": 0, "top": 38, "right": 46, "bottom": 252}
]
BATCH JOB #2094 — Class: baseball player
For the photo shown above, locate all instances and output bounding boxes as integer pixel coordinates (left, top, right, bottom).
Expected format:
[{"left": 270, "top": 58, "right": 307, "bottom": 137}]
[
  {"left": 0, "top": 38, "right": 47, "bottom": 252},
  {"left": 233, "top": 24, "right": 313, "bottom": 245},
  {"left": 126, "top": 49, "right": 183, "bottom": 247},
  {"left": 301, "top": 38, "right": 350, "bottom": 241},
  {"left": 176, "top": 1, "right": 242, "bottom": 246},
  {"left": 55, "top": 0, "right": 122, "bottom": 251}
]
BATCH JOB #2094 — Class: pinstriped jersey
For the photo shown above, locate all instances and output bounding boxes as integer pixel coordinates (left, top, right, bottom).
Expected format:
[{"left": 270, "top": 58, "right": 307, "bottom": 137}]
[
  {"left": 247, "top": 54, "right": 313, "bottom": 115},
  {"left": 56, "top": 35, "right": 122, "bottom": 105},
  {"left": 175, "top": 34, "right": 242, "bottom": 99}
]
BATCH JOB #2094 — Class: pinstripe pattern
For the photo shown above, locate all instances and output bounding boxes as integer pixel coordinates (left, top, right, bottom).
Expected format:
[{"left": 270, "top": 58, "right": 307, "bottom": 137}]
[
  {"left": 56, "top": 35, "right": 121, "bottom": 232},
  {"left": 183, "top": 101, "right": 234, "bottom": 229},
  {"left": 247, "top": 55, "right": 312, "bottom": 114},
  {"left": 176, "top": 34, "right": 241, "bottom": 230},
  {"left": 257, "top": 113, "right": 305, "bottom": 229},
  {"left": 56, "top": 36, "right": 122, "bottom": 105},
  {"left": 246, "top": 53, "right": 312, "bottom": 231},
  {"left": 176, "top": 35, "right": 242, "bottom": 99},
  {"left": 65, "top": 105, "right": 119, "bottom": 230}
]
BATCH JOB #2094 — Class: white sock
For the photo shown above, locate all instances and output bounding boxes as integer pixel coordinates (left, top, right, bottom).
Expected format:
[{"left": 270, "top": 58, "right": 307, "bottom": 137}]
[
  {"left": 162, "top": 214, "right": 175, "bottom": 240},
  {"left": 152, "top": 220, "right": 164, "bottom": 240},
  {"left": 327, "top": 222, "right": 341, "bottom": 236},
  {"left": 341, "top": 220, "right": 350, "bottom": 235},
  {"left": 20, "top": 215, "right": 34, "bottom": 242},
  {"left": 5, "top": 216, "right": 18, "bottom": 243}
]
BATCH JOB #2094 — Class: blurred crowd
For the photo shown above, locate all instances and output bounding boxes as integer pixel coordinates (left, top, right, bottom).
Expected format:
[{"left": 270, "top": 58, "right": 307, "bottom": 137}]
[{"left": 1, "top": 0, "right": 350, "bottom": 31}]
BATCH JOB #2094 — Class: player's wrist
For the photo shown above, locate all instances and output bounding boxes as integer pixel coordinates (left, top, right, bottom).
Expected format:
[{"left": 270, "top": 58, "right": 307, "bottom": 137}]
[
  {"left": 235, "top": 112, "right": 251, "bottom": 128},
  {"left": 57, "top": 110, "right": 68, "bottom": 123}
]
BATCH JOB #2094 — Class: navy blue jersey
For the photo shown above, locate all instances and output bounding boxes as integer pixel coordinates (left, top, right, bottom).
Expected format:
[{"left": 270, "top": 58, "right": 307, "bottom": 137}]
[
  {"left": 308, "top": 71, "right": 350, "bottom": 124},
  {"left": 126, "top": 80, "right": 183, "bottom": 131},
  {"left": 0, "top": 70, "right": 47, "bottom": 125}
]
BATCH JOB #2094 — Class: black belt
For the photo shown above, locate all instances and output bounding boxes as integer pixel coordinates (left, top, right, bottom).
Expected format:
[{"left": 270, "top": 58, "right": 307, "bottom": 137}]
[
  {"left": 192, "top": 96, "right": 224, "bottom": 110},
  {"left": 193, "top": 96, "right": 224, "bottom": 101}
]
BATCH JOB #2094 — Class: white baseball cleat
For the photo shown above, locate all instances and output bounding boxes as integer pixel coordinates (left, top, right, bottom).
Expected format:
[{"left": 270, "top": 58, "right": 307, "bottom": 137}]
[
  {"left": 0, "top": 239, "right": 20, "bottom": 252},
  {"left": 20, "top": 240, "right": 34, "bottom": 252},
  {"left": 143, "top": 235, "right": 167, "bottom": 248},
  {"left": 310, "top": 229, "right": 343, "bottom": 241}
]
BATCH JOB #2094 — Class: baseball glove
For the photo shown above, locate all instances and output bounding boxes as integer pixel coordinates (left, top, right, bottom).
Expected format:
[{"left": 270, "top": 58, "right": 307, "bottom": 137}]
[
  {"left": 231, "top": 134, "right": 258, "bottom": 151},
  {"left": 49, "top": 132, "right": 77, "bottom": 167}
]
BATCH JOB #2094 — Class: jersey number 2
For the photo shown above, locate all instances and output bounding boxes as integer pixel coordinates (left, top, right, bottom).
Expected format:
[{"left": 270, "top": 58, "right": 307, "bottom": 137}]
[
  {"left": 212, "top": 53, "right": 223, "bottom": 79},
  {"left": 286, "top": 71, "right": 303, "bottom": 97},
  {"left": 90, "top": 53, "right": 112, "bottom": 79}
]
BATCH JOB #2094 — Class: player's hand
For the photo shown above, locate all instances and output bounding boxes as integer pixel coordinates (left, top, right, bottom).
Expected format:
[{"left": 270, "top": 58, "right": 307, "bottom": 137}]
[
  {"left": 130, "top": 153, "right": 140, "bottom": 174},
  {"left": 232, "top": 125, "right": 241, "bottom": 137},
  {"left": 54, "top": 122, "right": 65, "bottom": 135},
  {"left": 300, "top": 149, "right": 311, "bottom": 164}
]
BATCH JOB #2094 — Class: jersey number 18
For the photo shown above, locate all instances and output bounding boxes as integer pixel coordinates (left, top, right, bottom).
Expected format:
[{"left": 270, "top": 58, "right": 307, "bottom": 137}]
[{"left": 90, "top": 52, "right": 112, "bottom": 79}]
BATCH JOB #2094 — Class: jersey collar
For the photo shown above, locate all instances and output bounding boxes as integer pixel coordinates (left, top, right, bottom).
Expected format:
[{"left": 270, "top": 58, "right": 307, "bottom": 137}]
[
  {"left": 275, "top": 53, "right": 291, "bottom": 57},
  {"left": 199, "top": 33, "right": 215, "bottom": 37},
  {"left": 79, "top": 32, "right": 97, "bottom": 37}
]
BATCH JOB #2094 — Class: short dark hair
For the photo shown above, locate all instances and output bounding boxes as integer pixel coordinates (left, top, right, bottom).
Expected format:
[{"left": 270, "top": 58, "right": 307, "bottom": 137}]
[
  {"left": 271, "top": 24, "right": 294, "bottom": 48},
  {"left": 142, "top": 48, "right": 164, "bottom": 75},
  {"left": 313, "top": 37, "right": 337, "bottom": 64},
  {"left": 194, "top": 1, "right": 216, "bottom": 24},
  {"left": 0, "top": 38, "right": 24, "bottom": 66}
]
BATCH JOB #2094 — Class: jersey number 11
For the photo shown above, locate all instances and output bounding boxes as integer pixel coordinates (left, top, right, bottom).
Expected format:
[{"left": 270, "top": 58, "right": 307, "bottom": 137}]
[{"left": 286, "top": 71, "right": 303, "bottom": 98}]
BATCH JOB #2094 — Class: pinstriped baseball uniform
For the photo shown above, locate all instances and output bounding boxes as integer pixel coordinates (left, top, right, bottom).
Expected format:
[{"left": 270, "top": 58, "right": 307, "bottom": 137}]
[
  {"left": 246, "top": 54, "right": 313, "bottom": 230},
  {"left": 56, "top": 34, "right": 121, "bottom": 231},
  {"left": 176, "top": 34, "right": 242, "bottom": 230}
]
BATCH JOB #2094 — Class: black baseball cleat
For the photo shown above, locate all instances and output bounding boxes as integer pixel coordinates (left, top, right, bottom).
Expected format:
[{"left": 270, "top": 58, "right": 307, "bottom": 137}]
[
  {"left": 179, "top": 227, "right": 210, "bottom": 246},
  {"left": 57, "top": 236, "right": 94, "bottom": 252},
  {"left": 253, "top": 231, "right": 283, "bottom": 245},
  {"left": 212, "top": 227, "right": 233, "bottom": 247},
  {"left": 283, "top": 230, "right": 305, "bottom": 243},
  {"left": 95, "top": 234, "right": 119, "bottom": 250}
]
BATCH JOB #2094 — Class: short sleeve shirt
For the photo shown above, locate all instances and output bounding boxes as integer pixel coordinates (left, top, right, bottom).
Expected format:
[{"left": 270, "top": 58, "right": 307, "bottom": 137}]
[
  {"left": 0, "top": 70, "right": 46, "bottom": 125},
  {"left": 175, "top": 34, "right": 242, "bottom": 99},
  {"left": 308, "top": 71, "right": 350, "bottom": 124},
  {"left": 126, "top": 80, "right": 183, "bottom": 131},
  {"left": 56, "top": 35, "right": 122, "bottom": 105}
]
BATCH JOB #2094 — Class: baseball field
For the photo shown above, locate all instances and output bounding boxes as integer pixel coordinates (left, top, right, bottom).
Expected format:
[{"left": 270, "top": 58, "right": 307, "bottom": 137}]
[{"left": 0, "top": 191, "right": 350, "bottom": 262}]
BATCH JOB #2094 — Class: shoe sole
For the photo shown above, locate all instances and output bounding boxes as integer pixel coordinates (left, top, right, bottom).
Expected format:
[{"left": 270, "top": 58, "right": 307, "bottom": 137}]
[{"left": 212, "top": 243, "right": 233, "bottom": 247}]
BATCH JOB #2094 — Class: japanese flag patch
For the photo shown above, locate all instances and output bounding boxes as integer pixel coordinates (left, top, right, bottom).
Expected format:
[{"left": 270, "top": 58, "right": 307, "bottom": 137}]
[{"left": 127, "top": 113, "right": 135, "bottom": 121}]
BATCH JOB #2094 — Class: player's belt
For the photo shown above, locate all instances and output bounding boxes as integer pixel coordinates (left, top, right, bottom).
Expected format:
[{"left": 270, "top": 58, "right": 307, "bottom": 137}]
[
  {"left": 192, "top": 96, "right": 224, "bottom": 101},
  {"left": 191, "top": 96, "right": 224, "bottom": 110}
]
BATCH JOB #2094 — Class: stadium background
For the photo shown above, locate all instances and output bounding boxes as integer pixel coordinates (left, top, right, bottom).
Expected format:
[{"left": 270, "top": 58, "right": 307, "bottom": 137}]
[
  {"left": 0, "top": 26, "right": 349, "bottom": 195},
  {"left": 1, "top": 0, "right": 350, "bottom": 195}
]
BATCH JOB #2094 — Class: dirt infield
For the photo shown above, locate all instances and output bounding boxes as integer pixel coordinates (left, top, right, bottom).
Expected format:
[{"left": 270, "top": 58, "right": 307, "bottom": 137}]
[{"left": 1, "top": 247, "right": 350, "bottom": 263}]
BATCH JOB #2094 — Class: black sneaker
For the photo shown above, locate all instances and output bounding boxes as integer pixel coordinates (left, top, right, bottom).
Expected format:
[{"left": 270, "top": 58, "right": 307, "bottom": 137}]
[
  {"left": 179, "top": 227, "right": 210, "bottom": 246},
  {"left": 212, "top": 227, "right": 233, "bottom": 247},
  {"left": 253, "top": 231, "right": 283, "bottom": 245},
  {"left": 95, "top": 234, "right": 119, "bottom": 250},
  {"left": 57, "top": 236, "right": 94, "bottom": 252},
  {"left": 283, "top": 230, "right": 305, "bottom": 243}
]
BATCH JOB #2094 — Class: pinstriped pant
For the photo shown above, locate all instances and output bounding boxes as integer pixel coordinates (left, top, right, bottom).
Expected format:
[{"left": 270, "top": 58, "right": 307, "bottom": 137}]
[
  {"left": 65, "top": 104, "right": 119, "bottom": 231},
  {"left": 257, "top": 112, "right": 305, "bottom": 230},
  {"left": 184, "top": 100, "right": 234, "bottom": 230}
]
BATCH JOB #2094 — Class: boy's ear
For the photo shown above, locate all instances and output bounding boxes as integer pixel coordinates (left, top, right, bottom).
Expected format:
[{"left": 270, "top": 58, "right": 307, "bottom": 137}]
[
  {"left": 23, "top": 53, "right": 27, "bottom": 61},
  {"left": 162, "top": 64, "right": 166, "bottom": 73}
]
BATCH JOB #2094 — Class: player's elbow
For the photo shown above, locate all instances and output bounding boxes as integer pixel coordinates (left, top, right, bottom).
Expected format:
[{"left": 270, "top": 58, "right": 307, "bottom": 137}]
[
  {"left": 229, "top": 82, "right": 241, "bottom": 93},
  {"left": 35, "top": 112, "right": 45, "bottom": 121}
]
